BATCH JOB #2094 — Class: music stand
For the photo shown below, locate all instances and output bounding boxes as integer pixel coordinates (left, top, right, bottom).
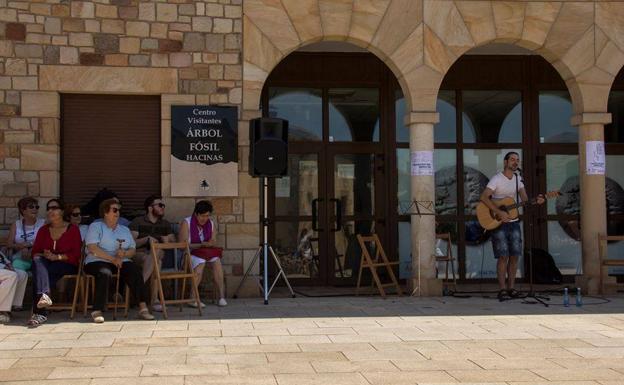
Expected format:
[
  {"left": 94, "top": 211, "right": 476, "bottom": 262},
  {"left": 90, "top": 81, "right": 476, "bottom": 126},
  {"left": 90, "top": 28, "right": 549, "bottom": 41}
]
[{"left": 399, "top": 200, "right": 436, "bottom": 296}]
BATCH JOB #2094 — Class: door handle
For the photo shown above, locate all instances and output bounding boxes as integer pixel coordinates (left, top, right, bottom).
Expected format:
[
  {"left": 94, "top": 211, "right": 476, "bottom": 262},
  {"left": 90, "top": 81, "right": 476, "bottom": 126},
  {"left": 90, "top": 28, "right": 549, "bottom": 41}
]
[
  {"left": 330, "top": 198, "right": 342, "bottom": 232},
  {"left": 312, "top": 198, "right": 323, "bottom": 232}
]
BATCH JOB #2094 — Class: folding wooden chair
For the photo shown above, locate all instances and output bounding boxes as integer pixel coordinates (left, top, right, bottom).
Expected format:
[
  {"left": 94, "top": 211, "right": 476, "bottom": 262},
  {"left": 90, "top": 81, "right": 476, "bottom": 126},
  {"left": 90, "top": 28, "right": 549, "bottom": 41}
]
[
  {"left": 151, "top": 240, "right": 201, "bottom": 319},
  {"left": 48, "top": 252, "right": 86, "bottom": 319},
  {"left": 81, "top": 259, "right": 130, "bottom": 320},
  {"left": 434, "top": 233, "right": 457, "bottom": 293},
  {"left": 355, "top": 234, "right": 402, "bottom": 298},
  {"left": 598, "top": 234, "right": 624, "bottom": 294}
]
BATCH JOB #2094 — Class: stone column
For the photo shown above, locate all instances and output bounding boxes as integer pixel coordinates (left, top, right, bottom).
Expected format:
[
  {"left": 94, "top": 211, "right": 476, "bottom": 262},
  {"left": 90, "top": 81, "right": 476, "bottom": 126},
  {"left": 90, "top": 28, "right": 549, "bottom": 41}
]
[
  {"left": 572, "top": 112, "right": 611, "bottom": 295},
  {"left": 405, "top": 112, "right": 441, "bottom": 296}
]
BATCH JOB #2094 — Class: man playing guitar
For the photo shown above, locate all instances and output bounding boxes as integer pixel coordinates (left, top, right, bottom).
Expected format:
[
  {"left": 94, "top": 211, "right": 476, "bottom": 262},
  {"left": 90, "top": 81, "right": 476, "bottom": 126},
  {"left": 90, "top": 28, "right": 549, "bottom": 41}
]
[{"left": 479, "top": 152, "right": 544, "bottom": 301}]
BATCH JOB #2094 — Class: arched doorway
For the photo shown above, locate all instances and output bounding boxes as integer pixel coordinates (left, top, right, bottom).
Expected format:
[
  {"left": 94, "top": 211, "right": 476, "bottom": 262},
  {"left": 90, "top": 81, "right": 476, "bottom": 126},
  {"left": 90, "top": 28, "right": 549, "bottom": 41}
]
[
  {"left": 397, "top": 44, "right": 583, "bottom": 282},
  {"left": 261, "top": 42, "right": 401, "bottom": 286},
  {"left": 603, "top": 67, "right": 624, "bottom": 279}
]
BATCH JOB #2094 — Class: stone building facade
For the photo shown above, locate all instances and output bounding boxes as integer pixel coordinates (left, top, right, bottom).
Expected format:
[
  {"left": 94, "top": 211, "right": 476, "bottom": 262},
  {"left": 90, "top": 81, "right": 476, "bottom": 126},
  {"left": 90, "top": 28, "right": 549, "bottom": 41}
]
[{"left": 2, "top": 0, "right": 624, "bottom": 296}]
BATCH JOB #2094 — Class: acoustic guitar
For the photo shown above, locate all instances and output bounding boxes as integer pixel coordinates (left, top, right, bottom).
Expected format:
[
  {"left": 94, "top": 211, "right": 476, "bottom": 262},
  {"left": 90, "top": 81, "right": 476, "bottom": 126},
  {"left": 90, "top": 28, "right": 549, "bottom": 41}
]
[{"left": 476, "top": 191, "right": 561, "bottom": 231}]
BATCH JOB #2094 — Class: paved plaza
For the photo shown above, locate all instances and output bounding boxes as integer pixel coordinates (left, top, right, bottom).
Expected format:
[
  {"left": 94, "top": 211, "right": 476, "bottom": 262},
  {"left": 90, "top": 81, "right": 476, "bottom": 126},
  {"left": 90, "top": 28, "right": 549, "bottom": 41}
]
[{"left": 1, "top": 293, "right": 624, "bottom": 385}]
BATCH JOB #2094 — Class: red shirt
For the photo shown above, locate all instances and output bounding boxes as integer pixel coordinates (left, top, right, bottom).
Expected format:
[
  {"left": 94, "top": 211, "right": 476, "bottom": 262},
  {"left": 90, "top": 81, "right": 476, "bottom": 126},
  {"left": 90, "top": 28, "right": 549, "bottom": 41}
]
[{"left": 31, "top": 224, "right": 82, "bottom": 266}]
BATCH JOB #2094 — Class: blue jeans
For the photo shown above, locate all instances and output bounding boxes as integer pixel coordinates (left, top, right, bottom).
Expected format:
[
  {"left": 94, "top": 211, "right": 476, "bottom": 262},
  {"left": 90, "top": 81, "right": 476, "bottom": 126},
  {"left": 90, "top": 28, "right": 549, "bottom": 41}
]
[
  {"left": 31, "top": 256, "right": 77, "bottom": 315},
  {"left": 491, "top": 222, "right": 522, "bottom": 259}
]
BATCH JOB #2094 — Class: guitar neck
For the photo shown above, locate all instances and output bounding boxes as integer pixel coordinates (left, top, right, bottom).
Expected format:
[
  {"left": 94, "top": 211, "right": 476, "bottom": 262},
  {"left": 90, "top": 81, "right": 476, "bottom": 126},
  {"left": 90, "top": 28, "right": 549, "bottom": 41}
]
[{"left": 503, "top": 197, "right": 543, "bottom": 211}]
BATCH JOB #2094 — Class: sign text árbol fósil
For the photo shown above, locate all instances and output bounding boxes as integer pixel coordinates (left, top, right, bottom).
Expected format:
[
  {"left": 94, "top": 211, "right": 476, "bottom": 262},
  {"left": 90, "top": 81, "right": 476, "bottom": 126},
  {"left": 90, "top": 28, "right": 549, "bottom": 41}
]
[
  {"left": 410, "top": 151, "right": 434, "bottom": 176},
  {"left": 171, "top": 105, "right": 238, "bottom": 196}
]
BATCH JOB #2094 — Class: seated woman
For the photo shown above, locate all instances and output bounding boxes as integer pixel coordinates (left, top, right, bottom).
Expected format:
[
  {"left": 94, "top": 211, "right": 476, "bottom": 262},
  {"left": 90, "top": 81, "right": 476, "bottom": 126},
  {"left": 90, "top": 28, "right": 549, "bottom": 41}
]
[
  {"left": 0, "top": 255, "right": 21, "bottom": 323},
  {"left": 84, "top": 199, "right": 154, "bottom": 323},
  {"left": 28, "top": 198, "right": 82, "bottom": 327},
  {"left": 2, "top": 196, "right": 41, "bottom": 311},
  {"left": 179, "top": 200, "right": 226, "bottom": 307},
  {"left": 65, "top": 203, "right": 88, "bottom": 241}
]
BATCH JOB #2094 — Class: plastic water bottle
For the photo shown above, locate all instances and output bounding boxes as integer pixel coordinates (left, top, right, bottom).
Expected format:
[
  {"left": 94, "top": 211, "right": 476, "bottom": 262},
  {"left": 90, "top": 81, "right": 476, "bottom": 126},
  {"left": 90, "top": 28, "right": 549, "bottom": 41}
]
[
  {"left": 576, "top": 287, "right": 583, "bottom": 307},
  {"left": 563, "top": 287, "right": 570, "bottom": 307}
]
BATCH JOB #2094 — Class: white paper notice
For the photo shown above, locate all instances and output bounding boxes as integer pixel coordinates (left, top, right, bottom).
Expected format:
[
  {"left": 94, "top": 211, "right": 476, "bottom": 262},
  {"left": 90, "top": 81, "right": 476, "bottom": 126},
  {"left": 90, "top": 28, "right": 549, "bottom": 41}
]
[
  {"left": 586, "top": 141, "right": 605, "bottom": 175},
  {"left": 411, "top": 151, "right": 434, "bottom": 176}
]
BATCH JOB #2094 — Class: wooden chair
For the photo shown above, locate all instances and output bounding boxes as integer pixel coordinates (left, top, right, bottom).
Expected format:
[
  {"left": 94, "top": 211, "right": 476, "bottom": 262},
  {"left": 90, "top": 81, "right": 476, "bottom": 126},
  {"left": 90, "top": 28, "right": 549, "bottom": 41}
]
[
  {"left": 433, "top": 233, "right": 457, "bottom": 293},
  {"left": 80, "top": 248, "right": 130, "bottom": 320},
  {"left": 355, "top": 234, "right": 402, "bottom": 298},
  {"left": 598, "top": 234, "right": 624, "bottom": 294},
  {"left": 150, "top": 240, "right": 201, "bottom": 319},
  {"left": 48, "top": 253, "right": 87, "bottom": 319}
]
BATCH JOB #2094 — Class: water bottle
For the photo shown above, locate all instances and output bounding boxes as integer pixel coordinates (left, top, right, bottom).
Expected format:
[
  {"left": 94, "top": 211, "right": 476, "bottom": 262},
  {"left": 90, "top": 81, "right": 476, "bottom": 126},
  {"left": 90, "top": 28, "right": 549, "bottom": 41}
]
[
  {"left": 563, "top": 287, "right": 570, "bottom": 307},
  {"left": 576, "top": 287, "right": 583, "bottom": 307}
]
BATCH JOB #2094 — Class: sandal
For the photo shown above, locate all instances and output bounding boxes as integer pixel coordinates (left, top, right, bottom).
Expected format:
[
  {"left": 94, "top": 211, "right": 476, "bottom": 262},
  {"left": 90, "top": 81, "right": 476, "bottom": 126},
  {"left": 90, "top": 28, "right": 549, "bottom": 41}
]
[
  {"left": 91, "top": 311, "right": 104, "bottom": 324},
  {"left": 508, "top": 288, "right": 521, "bottom": 298},
  {"left": 27, "top": 314, "right": 47, "bottom": 328},
  {"left": 497, "top": 289, "right": 508, "bottom": 301},
  {"left": 138, "top": 309, "right": 155, "bottom": 320}
]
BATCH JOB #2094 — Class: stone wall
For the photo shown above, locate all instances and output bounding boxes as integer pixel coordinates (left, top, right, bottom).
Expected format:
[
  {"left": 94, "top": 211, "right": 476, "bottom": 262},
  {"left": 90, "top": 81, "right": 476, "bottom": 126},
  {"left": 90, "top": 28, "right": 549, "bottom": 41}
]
[{"left": 0, "top": 0, "right": 259, "bottom": 297}]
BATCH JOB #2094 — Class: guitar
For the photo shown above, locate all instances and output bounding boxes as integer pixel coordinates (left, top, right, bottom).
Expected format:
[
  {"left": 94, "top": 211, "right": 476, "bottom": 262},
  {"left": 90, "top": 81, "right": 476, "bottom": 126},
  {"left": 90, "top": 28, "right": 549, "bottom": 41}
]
[{"left": 476, "top": 191, "right": 561, "bottom": 230}]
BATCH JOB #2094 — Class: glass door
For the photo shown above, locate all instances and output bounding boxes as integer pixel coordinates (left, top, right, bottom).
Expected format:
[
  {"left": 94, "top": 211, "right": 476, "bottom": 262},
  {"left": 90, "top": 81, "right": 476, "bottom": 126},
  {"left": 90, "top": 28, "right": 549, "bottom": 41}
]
[
  {"left": 266, "top": 83, "right": 388, "bottom": 286},
  {"left": 327, "top": 150, "right": 385, "bottom": 285}
]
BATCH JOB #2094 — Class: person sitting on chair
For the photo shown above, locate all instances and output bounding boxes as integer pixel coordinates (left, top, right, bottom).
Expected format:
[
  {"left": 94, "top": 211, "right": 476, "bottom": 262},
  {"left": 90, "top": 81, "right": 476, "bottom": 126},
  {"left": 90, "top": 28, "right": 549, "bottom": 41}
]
[
  {"left": 6, "top": 196, "right": 45, "bottom": 273},
  {"left": 84, "top": 199, "right": 154, "bottom": 323},
  {"left": 129, "top": 195, "right": 176, "bottom": 312},
  {"left": 28, "top": 198, "right": 82, "bottom": 327},
  {"left": 178, "top": 200, "right": 226, "bottom": 307},
  {"left": 479, "top": 152, "right": 544, "bottom": 301}
]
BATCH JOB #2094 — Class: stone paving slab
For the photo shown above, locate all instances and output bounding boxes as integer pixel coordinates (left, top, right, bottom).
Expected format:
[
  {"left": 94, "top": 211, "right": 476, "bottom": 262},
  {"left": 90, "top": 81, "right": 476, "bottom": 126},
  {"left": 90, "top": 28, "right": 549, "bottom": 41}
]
[{"left": 0, "top": 295, "right": 623, "bottom": 384}]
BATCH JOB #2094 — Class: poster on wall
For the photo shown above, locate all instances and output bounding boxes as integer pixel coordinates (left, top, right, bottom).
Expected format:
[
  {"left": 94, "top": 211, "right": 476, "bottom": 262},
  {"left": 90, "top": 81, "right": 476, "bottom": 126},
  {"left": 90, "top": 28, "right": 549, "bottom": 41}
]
[
  {"left": 171, "top": 105, "right": 238, "bottom": 196},
  {"left": 410, "top": 151, "right": 433, "bottom": 176},
  {"left": 586, "top": 141, "right": 605, "bottom": 175}
]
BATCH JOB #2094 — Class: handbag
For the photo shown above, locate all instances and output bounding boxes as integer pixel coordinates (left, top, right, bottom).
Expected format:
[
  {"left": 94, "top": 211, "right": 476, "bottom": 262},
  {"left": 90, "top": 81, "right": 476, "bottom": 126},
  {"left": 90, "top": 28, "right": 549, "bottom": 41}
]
[{"left": 193, "top": 247, "right": 223, "bottom": 260}]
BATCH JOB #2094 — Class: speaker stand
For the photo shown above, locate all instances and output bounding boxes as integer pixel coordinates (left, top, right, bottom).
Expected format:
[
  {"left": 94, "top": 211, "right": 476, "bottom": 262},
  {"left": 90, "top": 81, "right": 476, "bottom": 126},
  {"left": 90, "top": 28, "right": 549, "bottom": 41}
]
[{"left": 233, "top": 177, "right": 295, "bottom": 303}]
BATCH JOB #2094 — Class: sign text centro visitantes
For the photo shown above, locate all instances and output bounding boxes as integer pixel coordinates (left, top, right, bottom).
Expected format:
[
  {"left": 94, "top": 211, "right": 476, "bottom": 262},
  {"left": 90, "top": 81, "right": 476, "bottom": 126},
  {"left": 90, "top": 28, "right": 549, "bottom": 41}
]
[{"left": 171, "top": 105, "right": 238, "bottom": 197}]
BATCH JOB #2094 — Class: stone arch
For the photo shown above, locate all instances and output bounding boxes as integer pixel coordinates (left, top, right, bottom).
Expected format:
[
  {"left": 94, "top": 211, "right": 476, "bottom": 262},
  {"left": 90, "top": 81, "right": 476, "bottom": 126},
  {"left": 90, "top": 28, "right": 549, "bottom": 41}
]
[
  {"left": 242, "top": 0, "right": 425, "bottom": 112},
  {"left": 243, "top": 0, "right": 624, "bottom": 117}
]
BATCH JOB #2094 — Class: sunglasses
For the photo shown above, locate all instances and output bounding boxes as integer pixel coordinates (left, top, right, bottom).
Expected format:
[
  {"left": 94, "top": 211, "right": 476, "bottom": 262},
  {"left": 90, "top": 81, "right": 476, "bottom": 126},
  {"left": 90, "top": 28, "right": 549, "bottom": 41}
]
[
  {"left": 151, "top": 203, "right": 166, "bottom": 208},
  {"left": 46, "top": 206, "right": 61, "bottom": 211},
  {"left": 70, "top": 212, "right": 81, "bottom": 217},
  {"left": 109, "top": 207, "right": 121, "bottom": 213},
  {"left": 27, "top": 204, "right": 40, "bottom": 210}
]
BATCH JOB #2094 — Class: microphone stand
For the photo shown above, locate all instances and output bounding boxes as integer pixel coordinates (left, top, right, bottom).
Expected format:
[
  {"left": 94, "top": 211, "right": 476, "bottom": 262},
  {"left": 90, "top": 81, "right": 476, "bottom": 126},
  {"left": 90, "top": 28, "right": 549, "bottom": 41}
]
[{"left": 517, "top": 169, "right": 549, "bottom": 307}]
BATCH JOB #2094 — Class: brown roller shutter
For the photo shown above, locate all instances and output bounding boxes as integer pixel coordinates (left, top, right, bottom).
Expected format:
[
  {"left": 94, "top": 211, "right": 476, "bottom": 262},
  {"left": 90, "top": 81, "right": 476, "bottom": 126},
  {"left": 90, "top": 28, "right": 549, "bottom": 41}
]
[{"left": 61, "top": 94, "right": 161, "bottom": 216}]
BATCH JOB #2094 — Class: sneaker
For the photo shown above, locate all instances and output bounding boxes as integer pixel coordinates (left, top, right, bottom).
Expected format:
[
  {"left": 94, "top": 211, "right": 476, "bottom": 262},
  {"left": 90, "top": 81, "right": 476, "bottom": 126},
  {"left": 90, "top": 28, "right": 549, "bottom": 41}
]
[
  {"left": 27, "top": 314, "right": 47, "bottom": 328},
  {"left": 152, "top": 303, "right": 163, "bottom": 312},
  {"left": 188, "top": 301, "right": 206, "bottom": 309},
  {"left": 37, "top": 293, "right": 53, "bottom": 309},
  {"left": 91, "top": 311, "right": 105, "bottom": 324},
  {"left": 0, "top": 312, "right": 10, "bottom": 324},
  {"left": 217, "top": 298, "right": 227, "bottom": 307},
  {"left": 138, "top": 309, "right": 155, "bottom": 320}
]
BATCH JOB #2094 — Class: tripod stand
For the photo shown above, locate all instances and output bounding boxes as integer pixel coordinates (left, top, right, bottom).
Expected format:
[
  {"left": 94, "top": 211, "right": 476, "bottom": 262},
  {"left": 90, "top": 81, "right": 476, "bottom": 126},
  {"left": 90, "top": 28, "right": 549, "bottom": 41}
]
[{"left": 233, "top": 177, "right": 295, "bottom": 304}]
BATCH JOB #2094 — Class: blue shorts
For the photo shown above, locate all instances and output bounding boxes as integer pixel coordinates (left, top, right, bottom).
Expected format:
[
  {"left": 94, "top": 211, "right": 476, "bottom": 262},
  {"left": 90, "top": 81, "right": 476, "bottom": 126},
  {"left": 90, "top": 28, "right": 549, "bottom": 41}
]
[{"left": 491, "top": 221, "right": 522, "bottom": 259}]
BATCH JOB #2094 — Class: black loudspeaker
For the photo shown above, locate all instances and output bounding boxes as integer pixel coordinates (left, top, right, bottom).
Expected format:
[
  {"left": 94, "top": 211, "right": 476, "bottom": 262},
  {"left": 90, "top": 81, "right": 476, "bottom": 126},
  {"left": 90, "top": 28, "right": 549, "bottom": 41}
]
[{"left": 249, "top": 117, "right": 288, "bottom": 177}]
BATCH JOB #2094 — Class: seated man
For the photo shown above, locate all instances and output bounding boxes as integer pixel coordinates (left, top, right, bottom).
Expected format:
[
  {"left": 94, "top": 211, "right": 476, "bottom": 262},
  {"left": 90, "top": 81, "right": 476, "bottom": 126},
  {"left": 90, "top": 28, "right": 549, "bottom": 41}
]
[{"left": 129, "top": 195, "right": 175, "bottom": 311}]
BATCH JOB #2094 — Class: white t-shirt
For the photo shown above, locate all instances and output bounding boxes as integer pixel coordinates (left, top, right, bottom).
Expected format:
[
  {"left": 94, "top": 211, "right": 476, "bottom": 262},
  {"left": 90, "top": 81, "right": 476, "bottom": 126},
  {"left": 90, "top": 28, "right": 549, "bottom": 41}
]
[
  {"left": 486, "top": 172, "right": 524, "bottom": 201},
  {"left": 486, "top": 172, "right": 524, "bottom": 222}
]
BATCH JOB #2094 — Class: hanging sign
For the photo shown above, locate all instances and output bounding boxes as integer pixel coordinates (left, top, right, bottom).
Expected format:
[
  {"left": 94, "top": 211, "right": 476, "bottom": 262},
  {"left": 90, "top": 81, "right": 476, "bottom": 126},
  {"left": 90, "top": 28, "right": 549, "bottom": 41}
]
[
  {"left": 171, "top": 105, "right": 238, "bottom": 196},
  {"left": 586, "top": 141, "right": 605, "bottom": 175},
  {"left": 410, "top": 151, "right": 434, "bottom": 176}
]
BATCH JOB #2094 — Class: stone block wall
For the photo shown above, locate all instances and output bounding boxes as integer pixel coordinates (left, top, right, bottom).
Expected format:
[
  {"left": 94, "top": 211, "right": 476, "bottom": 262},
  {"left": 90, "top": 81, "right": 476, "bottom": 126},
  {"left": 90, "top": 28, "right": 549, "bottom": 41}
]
[{"left": 0, "top": 0, "right": 259, "bottom": 297}]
